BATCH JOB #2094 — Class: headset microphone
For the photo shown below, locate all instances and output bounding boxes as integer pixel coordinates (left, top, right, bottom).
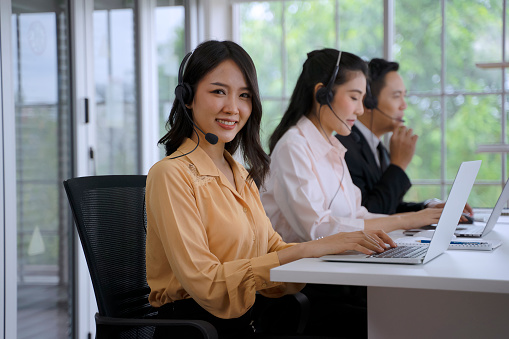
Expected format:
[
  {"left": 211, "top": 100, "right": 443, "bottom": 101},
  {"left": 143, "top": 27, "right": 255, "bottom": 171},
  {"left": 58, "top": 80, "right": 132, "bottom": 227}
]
[
  {"left": 326, "top": 102, "right": 352, "bottom": 132},
  {"left": 178, "top": 98, "right": 219, "bottom": 144},
  {"left": 175, "top": 52, "right": 219, "bottom": 145},
  {"left": 364, "top": 82, "right": 405, "bottom": 123},
  {"left": 374, "top": 107, "right": 405, "bottom": 123}
]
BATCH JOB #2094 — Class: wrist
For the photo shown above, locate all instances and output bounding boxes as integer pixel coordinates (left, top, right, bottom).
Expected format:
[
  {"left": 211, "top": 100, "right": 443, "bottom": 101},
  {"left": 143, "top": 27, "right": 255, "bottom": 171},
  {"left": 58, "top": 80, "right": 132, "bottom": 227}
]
[
  {"left": 300, "top": 241, "right": 318, "bottom": 258},
  {"left": 424, "top": 198, "right": 442, "bottom": 208},
  {"left": 279, "top": 242, "right": 308, "bottom": 265},
  {"left": 387, "top": 214, "right": 404, "bottom": 232}
]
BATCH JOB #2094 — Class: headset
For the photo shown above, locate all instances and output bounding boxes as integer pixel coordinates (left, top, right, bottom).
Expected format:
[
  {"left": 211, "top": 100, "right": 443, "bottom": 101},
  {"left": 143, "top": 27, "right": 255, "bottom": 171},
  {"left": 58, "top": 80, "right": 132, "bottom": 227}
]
[
  {"left": 315, "top": 51, "right": 342, "bottom": 107},
  {"left": 363, "top": 83, "right": 377, "bottom": 110},
  {"left": 314, "top": 51, "right": 353, "bottom": 135},
  {"left": 313, "top": 50, "right": 347, "bottom": 209},
  {"left": 363, "top": 67, "right": 405, "bottom": 123},
  {"left": 175, "top": 52, "right": 194, "bottom": 107},
  {"left": 175, "top": 51, "right": 219, "bottom": 145},
  {"left": 168, "top": 52, "right": 219, "bottom": 160}
]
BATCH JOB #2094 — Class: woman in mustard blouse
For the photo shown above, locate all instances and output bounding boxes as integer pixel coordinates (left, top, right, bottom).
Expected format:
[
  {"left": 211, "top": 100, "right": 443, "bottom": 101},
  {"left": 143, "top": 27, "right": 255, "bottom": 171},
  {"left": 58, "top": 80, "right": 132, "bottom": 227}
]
[{"left": 145, "top": 40, "right": 395, "bottom": 338}]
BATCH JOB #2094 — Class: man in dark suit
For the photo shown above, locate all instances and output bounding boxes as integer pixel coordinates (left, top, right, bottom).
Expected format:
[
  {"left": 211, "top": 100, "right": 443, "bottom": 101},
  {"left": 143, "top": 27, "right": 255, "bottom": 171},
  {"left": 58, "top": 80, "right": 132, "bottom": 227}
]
[{"left": 336, "top": 58, "right": 443, "bottom": 215}]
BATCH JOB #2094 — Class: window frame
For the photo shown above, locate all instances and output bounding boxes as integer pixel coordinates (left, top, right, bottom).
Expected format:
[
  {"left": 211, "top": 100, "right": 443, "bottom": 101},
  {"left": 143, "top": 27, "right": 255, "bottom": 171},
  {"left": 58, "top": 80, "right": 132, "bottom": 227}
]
[
  {"left": 232, "top": 0, "right": 509, "bottom": 205},
  {"left": 0, "top": 2, "right": 17, "bottom": 338}
]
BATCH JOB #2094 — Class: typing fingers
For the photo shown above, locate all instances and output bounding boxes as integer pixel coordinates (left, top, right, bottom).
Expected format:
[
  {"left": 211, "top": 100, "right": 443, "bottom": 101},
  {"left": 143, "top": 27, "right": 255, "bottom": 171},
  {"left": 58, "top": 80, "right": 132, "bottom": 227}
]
[
  {"left": 350, "top": 242, "right": 383, "bottom": 255},
  {"left": 332, "top": 231, "right": 395, "bottom": 255},
  {"left": 357, "top": 232, "right": 392, "bottom": 253},
  {"left": 372, "top": 230, "right": 397, "bottom": 248},
  {"left": 361, "top": 231, "right": 386, "bottom": 248}
]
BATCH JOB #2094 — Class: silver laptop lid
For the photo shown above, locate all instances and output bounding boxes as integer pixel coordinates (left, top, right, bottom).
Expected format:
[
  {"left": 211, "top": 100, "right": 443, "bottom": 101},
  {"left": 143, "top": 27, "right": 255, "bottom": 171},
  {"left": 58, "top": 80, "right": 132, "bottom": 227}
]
[
  {"left": 480, "top": 177, "right": 509, "bottom": 236},
  {"left": 423, "top": 160, "right": 482, "bottom": 263}
]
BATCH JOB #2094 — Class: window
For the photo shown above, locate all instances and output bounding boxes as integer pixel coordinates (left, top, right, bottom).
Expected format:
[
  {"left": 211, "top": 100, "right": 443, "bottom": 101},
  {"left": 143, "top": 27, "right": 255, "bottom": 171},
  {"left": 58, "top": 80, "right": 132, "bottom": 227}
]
[
  {"left": 155, "top": 0, "right": 186, "bottom": 158},
  {"left": 395, "top": 0, "right": 507, "bottom": 207},
  {"left": 94, "top": 1, "right": 139, "bottom": 175},
  {"left": 12, "top": 1, "right": 73, "bottom": 337},
  {"left": 235, "top": 0, "right": 509, "bottom": 207},
  {"left": 236, "top": 0, "right": 383, "bottom": 149},
  {"left": 4, "top": 1, "right": 188, "bottom": 337}
]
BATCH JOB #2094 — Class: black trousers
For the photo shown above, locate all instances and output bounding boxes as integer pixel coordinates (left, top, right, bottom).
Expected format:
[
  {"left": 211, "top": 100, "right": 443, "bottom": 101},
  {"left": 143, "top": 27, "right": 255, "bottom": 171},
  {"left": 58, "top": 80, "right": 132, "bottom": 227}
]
[
  {"left": 153, "top": 288, "right": 365, "bottom": 339},
  {"left": 301, "top": 284, "right": 367, "bottom": 339},
  {"left": 154, "top": 298, "right": 254, "bottom": 339},
  {"left": 153, "top": 294, "right": 306, "bottom": 339}
]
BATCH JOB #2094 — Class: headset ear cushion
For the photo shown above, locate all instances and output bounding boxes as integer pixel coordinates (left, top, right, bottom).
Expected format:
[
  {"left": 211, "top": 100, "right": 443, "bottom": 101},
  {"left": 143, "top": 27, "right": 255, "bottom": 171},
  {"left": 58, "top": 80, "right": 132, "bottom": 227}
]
[
  {"left": 175, "top": 82, "right": 194, "bottom": 105},
  {"left": 182, "top": 83, "right": 193, "bottom": 104},
  {"left": 315, "top": 87, "right": 332, "bottom": 106},
  {"left": 363, "top": 95, "right": 377, "bottom": 110},
  {"left": 363, "top": 84, "right": 377, "bottom": 109}
]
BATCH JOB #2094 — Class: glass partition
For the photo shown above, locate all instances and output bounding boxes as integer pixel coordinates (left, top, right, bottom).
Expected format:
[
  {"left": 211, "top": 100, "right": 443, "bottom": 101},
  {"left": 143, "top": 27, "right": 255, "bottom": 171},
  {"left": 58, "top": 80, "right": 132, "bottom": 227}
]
[{"left": 12, "top": 0, "right": 73, "bottom": 337}]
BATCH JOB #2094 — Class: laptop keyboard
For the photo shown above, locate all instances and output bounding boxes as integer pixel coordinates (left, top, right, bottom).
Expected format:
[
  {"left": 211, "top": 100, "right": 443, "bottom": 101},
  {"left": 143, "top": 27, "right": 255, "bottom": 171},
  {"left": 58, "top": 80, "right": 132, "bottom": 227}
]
[
  {"left": 369, "top": 245, "right": 428, "bottom": 258},
  {"left": 455, "top": 225, "right": 484, "bottom": 235}
]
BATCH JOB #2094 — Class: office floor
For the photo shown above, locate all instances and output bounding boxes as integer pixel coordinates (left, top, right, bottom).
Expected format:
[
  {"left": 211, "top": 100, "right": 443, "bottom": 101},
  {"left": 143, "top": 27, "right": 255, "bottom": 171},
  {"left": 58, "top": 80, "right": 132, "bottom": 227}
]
[{"left": 18, "top": 284, "right": 70, "bottom": 339}]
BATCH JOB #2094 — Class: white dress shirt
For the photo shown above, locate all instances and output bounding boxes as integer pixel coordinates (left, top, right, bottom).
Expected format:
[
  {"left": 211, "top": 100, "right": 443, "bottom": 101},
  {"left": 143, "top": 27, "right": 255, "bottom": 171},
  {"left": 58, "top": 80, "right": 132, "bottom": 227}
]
[
  {"left": 354, "top": 120, "right": 383, "bottom": 168},
  {"left": 261, "top": 116, "right": 385, "bottom": 243}
]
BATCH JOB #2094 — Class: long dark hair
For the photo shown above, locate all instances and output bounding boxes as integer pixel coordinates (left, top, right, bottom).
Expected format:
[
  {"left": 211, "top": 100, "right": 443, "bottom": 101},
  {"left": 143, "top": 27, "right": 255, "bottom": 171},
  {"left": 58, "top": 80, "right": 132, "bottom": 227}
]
[
  {"left": 158, "top": 40, "right": 270, "bottom": 185},
  {"left": 268, "top": 49, "right": 368, "bottom": 153}
]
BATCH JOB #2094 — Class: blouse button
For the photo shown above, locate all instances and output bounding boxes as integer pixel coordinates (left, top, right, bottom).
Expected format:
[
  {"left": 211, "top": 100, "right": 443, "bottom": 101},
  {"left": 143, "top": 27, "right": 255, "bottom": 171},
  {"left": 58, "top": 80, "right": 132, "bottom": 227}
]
[
  {"left": 243, "top": 207, "right": 248, "bottom": 213},
  {"left": 262, "top": 282, "right": 267, "bottom": 288}
]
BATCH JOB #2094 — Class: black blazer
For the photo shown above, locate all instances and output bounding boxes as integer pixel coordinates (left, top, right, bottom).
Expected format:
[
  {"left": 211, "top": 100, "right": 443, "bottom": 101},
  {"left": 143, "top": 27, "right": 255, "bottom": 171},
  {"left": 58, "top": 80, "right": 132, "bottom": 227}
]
[{"left": 336, "top": 125, "right": 425, "bottom": 214}]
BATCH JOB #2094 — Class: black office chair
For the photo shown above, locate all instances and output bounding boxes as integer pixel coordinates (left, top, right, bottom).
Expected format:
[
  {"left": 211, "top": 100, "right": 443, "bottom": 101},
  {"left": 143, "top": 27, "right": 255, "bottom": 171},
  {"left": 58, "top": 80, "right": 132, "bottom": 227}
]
[
  {"left": 65, "top": 175, "right": 324, "bottom": 338},
  {"left": 63, "top": 175, "right": 218, "bottom": 339}
]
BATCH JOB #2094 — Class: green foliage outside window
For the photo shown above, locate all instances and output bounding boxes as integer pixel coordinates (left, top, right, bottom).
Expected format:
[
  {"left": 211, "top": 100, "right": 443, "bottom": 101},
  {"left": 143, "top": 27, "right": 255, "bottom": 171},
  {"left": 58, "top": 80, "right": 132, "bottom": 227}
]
[
  {"left": 238, "top": 0, "right": 509, "bottom": 207},
  {"left": 156, "top": 6, "right": 185, "bottom": 158}
]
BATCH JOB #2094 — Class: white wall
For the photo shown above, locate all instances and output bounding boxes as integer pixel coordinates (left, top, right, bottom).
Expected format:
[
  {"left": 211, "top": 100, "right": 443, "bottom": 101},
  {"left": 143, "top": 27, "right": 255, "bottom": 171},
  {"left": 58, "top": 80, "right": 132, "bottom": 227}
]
[{"left": 200, "top": 0, "right": 233, "bottom": 42}]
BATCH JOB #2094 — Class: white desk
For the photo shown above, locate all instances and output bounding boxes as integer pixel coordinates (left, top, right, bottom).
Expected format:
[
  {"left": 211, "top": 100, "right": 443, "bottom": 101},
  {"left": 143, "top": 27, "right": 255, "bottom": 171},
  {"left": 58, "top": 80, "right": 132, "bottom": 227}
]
[{"left": 271, "top": 219, "right": 509, "bottom": 339}]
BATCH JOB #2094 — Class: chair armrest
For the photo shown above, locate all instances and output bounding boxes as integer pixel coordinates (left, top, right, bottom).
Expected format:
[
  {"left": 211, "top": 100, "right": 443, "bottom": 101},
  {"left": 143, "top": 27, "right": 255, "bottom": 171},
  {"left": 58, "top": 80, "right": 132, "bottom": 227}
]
[
  {"left": 253, "top": 291, "right": 310, "bottom": 334},
  {"left": 291, "top": 291, "right": 310, "bottom": 333},
  {"left": 95, "top": 313, "right": 218, "bottom": 339}
]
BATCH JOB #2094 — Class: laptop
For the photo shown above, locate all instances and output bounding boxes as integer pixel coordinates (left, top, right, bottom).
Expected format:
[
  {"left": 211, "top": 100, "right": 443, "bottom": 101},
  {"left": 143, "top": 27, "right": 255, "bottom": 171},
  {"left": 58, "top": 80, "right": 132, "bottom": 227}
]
[
  {"left": 455, "top": 178, "right": 509, "bottom": 238},
  {"left": 321, "top": 160, "right": 482, "bottom": 265}
]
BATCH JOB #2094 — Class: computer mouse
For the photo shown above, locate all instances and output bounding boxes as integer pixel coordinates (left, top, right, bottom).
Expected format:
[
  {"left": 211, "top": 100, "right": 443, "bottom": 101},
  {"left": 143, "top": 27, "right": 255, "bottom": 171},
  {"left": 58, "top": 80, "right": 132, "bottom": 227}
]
[{"left": 459, "top": 213, "right": 474, "bottom": 224}]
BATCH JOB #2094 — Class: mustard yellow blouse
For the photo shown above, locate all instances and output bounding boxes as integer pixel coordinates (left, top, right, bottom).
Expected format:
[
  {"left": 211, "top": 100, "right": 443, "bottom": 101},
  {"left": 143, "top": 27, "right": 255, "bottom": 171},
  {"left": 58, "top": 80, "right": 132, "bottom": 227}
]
[{"left": 146, "top": 138, "right": 304, "bottom": 319}]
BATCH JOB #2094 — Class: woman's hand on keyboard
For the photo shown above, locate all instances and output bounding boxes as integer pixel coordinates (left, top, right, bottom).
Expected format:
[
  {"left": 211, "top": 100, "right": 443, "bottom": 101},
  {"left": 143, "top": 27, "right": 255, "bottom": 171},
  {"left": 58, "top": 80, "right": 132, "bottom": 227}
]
[
  {"left": 307, "top": 230, "right": 397, "bottom": 258},
  {"left": 400, "top": 208, "right": 443, "bottom": 230},
  {"left": 277, "top": 230, "right": 397, "bottom": 264}
]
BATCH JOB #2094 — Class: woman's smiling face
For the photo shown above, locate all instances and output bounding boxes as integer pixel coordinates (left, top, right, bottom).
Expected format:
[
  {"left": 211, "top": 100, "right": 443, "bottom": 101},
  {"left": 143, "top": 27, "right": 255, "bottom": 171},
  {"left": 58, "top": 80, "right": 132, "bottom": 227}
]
[{"left": 188, "top": 59, "right": 252, "bottom": 145}]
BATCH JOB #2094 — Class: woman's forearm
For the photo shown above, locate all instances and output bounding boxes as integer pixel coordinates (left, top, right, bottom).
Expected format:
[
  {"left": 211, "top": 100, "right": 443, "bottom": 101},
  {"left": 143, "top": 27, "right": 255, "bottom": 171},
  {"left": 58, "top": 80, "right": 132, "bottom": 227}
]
[
  {"left": 277, "top": 242, "right": 313, "bottom": 265},
  {"left": 364, "top": 215, "right": 404, "bottom": 233},
  {"left": 364, "top": 208, "right": 442, "bottom": 232},
  {"left": 277, "top": 230, "right": 397, "bottom": 266}
]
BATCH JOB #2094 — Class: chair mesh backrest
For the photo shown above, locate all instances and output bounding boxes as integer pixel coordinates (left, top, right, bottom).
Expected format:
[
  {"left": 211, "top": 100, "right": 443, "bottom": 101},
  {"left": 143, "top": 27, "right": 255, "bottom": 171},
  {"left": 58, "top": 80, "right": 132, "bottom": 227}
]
[{"left": 64, "top": 175, "right": 152, "bottom": 318}]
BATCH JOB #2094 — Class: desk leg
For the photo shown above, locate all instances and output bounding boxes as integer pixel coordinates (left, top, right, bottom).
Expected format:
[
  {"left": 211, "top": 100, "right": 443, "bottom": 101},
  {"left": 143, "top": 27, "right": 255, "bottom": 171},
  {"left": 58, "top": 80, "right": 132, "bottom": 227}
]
[{"left": 368, "top": 287, "right": 509, "bottom": 339}]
